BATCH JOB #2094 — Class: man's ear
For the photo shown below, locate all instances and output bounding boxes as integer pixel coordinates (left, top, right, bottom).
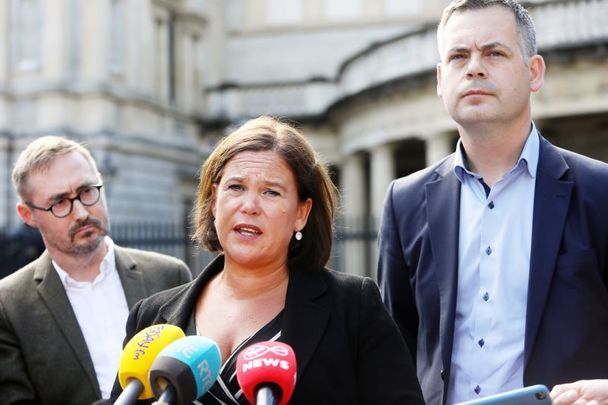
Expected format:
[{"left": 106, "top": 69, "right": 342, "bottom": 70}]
[
  {"left": 528, "top": 54, "right": 545, "bottom": 93},
  {"left": 16, "top": 202, "right": 37, "bottom": 228},
  {"left": 436, "top": 62, "right": 443, "bottom": 97}
]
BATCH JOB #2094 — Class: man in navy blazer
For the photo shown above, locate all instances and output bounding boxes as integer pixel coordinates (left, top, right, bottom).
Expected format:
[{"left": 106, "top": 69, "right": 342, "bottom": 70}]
[{"left": 378, "top": 1, "right": 608, "bottom": 404}]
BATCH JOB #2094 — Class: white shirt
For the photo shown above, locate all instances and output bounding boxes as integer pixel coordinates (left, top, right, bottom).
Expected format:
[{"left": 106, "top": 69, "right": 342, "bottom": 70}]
[
  {"left": 447, "top": 126, "right": 539, "bottom": 404},
  {"left": 53, "top": 236, "right": 129, "bottom": 399}
]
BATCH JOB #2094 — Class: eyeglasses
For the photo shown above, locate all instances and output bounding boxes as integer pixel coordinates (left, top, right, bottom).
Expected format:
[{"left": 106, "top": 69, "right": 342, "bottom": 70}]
[{"left": 26, "top": 185, "right": 104, "bottom": 218}]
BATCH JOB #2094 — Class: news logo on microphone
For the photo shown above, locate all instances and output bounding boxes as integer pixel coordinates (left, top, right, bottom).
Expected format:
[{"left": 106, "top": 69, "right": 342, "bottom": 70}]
[
  {"left": 236, "top": 341, "right": 297, "bottom": 405},
  {"left": 241, "top": 343, "right": 292, "bottom": 372}
]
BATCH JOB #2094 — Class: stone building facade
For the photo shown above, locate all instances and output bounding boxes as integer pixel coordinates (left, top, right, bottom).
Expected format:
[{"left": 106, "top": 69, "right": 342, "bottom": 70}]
[
  {"left": 204, "top": 0, "right": 608, "bottom": 276},
  {"left": 2, "top": 0, "right": 607, "bottom": 275},
  {"left": 0, "top": 0, "right": 210, "bottom": 232}
]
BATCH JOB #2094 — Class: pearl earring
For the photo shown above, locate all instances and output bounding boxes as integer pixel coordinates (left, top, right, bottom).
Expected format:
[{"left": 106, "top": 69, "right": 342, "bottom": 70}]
[{"left": 295, "top": 231, "right": 302, "bottom": 241}]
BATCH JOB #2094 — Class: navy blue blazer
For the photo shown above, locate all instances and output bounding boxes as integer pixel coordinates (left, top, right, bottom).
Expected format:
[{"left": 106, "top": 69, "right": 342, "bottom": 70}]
[{"left": 378, "top": 136, "right": 608, "bottom": 405}]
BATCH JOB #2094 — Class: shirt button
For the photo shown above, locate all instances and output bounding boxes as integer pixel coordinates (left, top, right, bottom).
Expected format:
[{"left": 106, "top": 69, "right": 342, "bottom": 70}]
[
  {"left": 488, "top": 201, "right": 495, "bottom": 209},
  {"left": 475, "top": 385, "right": 481, "bottom": 395},
  {"left": 478, "top": 338, "right": 485, "bottom": 347},
  {"left": 486, "top": 246, "right": 492, "bottom": 255},
  {"left": 483, "top": 292, "right": 490, "bottom": 301}
]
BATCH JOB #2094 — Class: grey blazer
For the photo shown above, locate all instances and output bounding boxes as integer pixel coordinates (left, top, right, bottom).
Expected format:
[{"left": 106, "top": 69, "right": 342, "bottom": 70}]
[{"left": 0, "top": 246, "right": 192, "bottom": 405}]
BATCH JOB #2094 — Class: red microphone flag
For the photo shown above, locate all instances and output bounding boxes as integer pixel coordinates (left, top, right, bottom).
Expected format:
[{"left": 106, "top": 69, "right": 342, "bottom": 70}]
[{"left": 236, "top": 341, "right": 297, "bottom": 405}]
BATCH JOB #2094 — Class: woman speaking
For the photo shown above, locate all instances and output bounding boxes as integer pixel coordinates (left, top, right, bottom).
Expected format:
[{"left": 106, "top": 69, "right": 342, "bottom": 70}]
[{"left": 115, "top": 116, "right": 423, "bottom": 404}]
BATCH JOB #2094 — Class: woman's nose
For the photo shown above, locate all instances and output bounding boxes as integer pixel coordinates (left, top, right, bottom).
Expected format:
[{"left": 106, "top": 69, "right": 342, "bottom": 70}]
[{"left": 240, "top": 192, "right": 260, "bottom": 215}]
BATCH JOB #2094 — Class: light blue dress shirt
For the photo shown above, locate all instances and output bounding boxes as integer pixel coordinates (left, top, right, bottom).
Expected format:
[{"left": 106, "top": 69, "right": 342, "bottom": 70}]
[{"left": 447, "top": 125, "right": 540, "bottom": 404}]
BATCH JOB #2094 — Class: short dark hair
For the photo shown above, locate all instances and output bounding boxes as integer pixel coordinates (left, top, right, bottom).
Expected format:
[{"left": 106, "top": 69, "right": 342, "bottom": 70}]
[
  {"left": 192, "top": 116, "right": 337, "bottom": 271},
  {"left": 438, "top": 0, "right": 537, "bottom": 59}
]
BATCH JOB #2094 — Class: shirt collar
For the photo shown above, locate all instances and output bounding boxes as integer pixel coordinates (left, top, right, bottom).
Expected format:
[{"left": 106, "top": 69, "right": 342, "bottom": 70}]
[
  {"left": 53, "top": 236, "right": 116, "bottom": 287},
  {"left": 453, "top": 122, "right": 540, "bottom": 182}
]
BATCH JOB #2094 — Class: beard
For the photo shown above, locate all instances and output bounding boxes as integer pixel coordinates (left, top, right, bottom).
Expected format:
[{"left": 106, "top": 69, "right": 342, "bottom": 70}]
[{"left": 66, "top": 217, "right": 110, "bottom": 255}]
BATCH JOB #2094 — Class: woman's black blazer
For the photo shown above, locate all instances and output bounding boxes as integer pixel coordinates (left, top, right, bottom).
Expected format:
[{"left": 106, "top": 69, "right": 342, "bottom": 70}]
[{"left": 120, "top": 256, "right": 424, "bottom": 404}]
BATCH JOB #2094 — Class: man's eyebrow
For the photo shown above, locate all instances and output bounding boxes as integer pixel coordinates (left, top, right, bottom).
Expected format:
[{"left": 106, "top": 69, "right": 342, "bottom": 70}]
[
  {"left": 46, "top": 183, "right": 96, "bottom": 202},
  {"left": 447, "top": 46, "right": 470, "bottom": 54},
  {"left": 479, "top": 41, "right": 512, "bottom": 52},
  {"left": 447, "top": 42, "right": 512, "bottom": 54}
]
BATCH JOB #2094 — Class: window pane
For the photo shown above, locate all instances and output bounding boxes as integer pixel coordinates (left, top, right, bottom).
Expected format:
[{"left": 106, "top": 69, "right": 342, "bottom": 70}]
[
  {"left": 11, "top": 0, "right": 41, "bottom": 70},
  {"left": 386, "top": 0, "right": 423, "bottom": 16},
  {"left": 325, "top": 0, "right": 361, "bottom": 21},
  {"left": 266, "top": 0, "right": 302, "bottom": 25},
  {"left": 109, "top": 0, "right": 126, "bottom": 74}
]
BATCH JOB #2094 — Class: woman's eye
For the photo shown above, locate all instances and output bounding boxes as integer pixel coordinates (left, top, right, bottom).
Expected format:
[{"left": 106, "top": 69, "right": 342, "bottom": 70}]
[
  {"left": 264, "top": 189, "right": 280, "bottom": 197},
  {"left": 227, "top": 184, "right": 243, "bottom": 191}
]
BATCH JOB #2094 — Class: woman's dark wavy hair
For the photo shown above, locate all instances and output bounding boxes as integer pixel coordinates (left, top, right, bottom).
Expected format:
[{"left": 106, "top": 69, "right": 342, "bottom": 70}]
[{"left": 192, "top": 116, "right": 337, "bottom": 271}]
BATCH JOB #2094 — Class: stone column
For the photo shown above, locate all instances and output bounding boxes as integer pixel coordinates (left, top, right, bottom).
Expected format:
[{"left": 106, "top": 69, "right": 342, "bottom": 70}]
[
  {"left": 425, "top": 131, "right": 454, "bottom": 165},
  {"left": 368, "top": 143, "right": 395, "bottom": 280},
  {"left": 80, "top": 0, "right": 109, "bottom": 82},
  {"left": 0, "top": 0, "right": 8, "bottom": 83},
  {"left": 339, "top": 153, "right": 367, "bottom": 277},
  {"left": 38, "top": 0, "right": 71, "bottom": 129},
  {"left": 153, "top": 11, "right": 170, "bottom": 102}
]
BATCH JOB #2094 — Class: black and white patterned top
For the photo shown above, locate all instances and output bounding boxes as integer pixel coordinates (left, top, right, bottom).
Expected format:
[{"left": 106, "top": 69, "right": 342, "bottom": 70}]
[{"left": 186, "top": 311, "right": 284, "bottom": 405}]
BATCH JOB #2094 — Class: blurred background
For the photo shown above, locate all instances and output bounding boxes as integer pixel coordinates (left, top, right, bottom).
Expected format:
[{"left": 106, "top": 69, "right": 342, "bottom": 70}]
[{"left": 1, "top": 0, "right": 607, "bottom": 277}]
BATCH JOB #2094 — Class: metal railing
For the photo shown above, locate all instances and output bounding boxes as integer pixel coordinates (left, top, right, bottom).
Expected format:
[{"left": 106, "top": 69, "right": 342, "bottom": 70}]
[{"left": 1, "top": 218, "right": 380, "bottom": 278}]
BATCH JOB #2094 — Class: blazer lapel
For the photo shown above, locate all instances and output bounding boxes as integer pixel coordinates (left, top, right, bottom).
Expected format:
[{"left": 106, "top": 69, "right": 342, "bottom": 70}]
[
  {"left": 146, "top": 256, "right": 328, "bottom": 379},
  {"left": 426, "top": 157, "right": 461, "bottom": 377},
  {"left": 157, "top": 255, "right": 224, "bottom": 330},
  {"left": 114, "top": 246, "right": 148, "bottom": 308},
  {"left": 524, "top": 138, "right": 572, "bottom": 365},
  {"left": 34, "top": 253, "right": 100, "bottom": 396},
  {"left": 281, "top": 268, "right": 329, "bottom": 380}
]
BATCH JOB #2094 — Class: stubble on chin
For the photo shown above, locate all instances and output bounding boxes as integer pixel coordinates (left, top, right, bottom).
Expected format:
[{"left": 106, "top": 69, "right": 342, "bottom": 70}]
[
  {"left": 68, "top": 217, "right": 109, "bottom": 255},
  {"left": 70, "top": 234, "right": 106, "bottom": 255}
]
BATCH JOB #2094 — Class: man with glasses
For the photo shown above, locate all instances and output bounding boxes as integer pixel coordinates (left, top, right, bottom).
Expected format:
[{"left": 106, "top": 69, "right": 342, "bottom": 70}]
[{"left": 0, "top": 136, "right": 192, "bottom": 404}]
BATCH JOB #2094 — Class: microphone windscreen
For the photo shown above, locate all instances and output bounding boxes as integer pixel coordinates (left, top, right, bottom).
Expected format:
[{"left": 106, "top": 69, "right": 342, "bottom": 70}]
[
  {"left": 118, "top": 324, "right": 185, "bottom": 399},
  {"left": 236, "top": 341, "right": 297, "bottom": 405},
  {"left": 149, "top": 336, "right": 222, "bottom": 405}
]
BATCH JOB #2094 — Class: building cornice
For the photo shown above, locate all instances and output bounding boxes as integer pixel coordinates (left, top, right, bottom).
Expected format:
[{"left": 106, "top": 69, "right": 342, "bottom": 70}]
[
  {"left": 205, "top": 0, "right": 608, "bottom": 121},
  {"left": 0, "top": 81, "right": 205, "bottom": 122}
]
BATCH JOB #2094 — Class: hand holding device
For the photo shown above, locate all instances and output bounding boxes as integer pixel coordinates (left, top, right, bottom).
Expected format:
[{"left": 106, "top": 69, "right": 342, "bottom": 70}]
[{"left": 455, "top": 385, "right": 552, "bottom": 405}]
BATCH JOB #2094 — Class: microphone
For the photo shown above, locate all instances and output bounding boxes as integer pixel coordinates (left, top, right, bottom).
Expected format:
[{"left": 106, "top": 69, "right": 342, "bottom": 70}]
[
  {"left": 236, "top": 341, "right": 297, "bottom": 405},
  {"left": 115, "top": 324, "right": 185, "bottom": 405},
  {"left": 148, "top": 336, "right": 222, "bottom": 405}
]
